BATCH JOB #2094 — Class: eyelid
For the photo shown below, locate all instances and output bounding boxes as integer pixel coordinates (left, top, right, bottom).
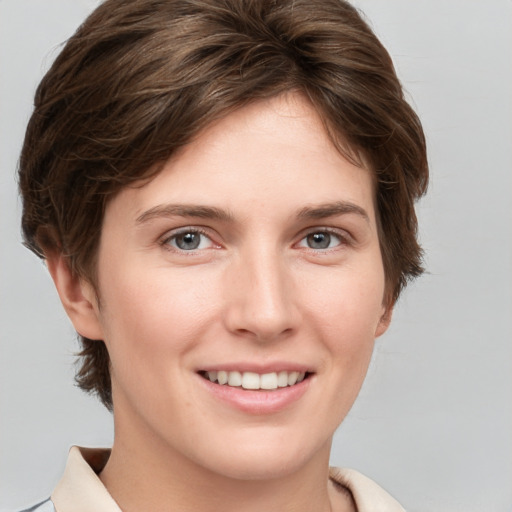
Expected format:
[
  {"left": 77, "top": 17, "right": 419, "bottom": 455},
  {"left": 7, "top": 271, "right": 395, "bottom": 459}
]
[
  {"left": 159, "top": 226, "right": 221, "bottom": 251},
  {"left": 157, "top": 224, "right": 354, "bottom": 251},
  {"left": 295, "top": 227, "right": 353, "bottom": 249}
]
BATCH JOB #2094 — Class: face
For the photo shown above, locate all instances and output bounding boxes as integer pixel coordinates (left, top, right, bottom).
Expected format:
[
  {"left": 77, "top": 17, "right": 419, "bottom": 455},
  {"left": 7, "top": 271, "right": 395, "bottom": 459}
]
[{"left": 82, "top": 92, "right": 389, "bottom": 480}]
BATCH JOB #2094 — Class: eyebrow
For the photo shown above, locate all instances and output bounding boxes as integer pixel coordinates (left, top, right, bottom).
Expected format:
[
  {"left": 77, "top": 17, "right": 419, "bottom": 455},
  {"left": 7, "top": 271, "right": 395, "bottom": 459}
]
[
  {"left": 297, "top": 201, "right": 370, "bottom": 223},
  {"left": 136, "top": 204, "right": 234, "bottom": 224},
  {"left": 135, "top": 200, "right": 369, "bottom": 225}
]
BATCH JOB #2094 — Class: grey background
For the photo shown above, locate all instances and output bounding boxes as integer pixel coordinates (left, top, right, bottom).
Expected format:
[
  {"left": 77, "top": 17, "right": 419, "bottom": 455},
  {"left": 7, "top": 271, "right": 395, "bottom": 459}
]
[{"left": 1, "top": 1, "right": 511, "bottom": 511}]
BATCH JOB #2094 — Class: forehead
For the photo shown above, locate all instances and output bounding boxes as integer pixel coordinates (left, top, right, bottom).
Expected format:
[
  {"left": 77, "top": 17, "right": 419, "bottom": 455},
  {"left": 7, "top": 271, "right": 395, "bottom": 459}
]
[{"left": 106, "top": 92, "right": 376, "bottom": 224}]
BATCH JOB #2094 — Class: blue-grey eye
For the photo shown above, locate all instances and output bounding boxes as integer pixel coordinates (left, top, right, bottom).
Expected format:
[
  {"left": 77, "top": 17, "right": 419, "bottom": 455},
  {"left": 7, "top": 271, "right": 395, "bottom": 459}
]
[
  {"left": 299, "top": 231, "right": 342, "bottom": 250},
  {"left": 168, "top": 231, "right": 213, "bottom": 251},
  {"left": 175, "top": 232, "right": 201, "bottom": 250},
  {"left": 307, "top": 232, "right": 330, "bottom": 249}
]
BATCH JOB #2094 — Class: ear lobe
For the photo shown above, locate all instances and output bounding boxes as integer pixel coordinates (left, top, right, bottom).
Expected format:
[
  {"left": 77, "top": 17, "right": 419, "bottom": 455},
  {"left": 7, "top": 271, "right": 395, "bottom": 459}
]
[
  {"left": 375, "top": 305, "right": 393, "bottom": 338},
  {"left": 46, "top": 253, "right": 104, "bottom": 341}
]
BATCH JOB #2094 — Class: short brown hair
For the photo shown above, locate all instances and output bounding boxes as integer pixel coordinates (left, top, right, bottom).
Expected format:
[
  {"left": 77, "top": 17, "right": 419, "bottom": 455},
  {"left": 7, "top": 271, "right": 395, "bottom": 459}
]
[{"left": 19, "top": 0, "right": 428, "bottom": 410}]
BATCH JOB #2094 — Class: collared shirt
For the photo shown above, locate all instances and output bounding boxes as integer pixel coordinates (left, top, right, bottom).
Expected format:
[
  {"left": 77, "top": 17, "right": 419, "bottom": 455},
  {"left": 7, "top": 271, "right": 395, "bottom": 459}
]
[{"left": 23, "top": 446, "right": 405, "bottom": 512}]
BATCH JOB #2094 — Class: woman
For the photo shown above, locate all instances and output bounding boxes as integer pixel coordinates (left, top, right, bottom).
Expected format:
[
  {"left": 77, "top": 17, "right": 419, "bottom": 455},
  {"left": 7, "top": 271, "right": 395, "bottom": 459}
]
[{"left": 18, "top": 0, "right": 427, "bottom": 510}]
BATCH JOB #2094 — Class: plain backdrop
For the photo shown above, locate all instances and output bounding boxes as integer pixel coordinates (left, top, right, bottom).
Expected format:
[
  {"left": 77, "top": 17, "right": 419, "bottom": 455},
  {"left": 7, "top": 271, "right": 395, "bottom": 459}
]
[{"left": 1, "top": 1, "right": 511, "bottom": 511}]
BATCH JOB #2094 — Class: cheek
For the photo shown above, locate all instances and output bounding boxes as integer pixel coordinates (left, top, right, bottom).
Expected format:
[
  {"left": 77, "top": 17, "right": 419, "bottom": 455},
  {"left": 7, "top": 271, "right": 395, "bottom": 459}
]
[
  {"left": 299, "top": 260, "right": 385, "bottom": 382},
  {"left": 96, "top": 267, "right": 222, "bottom": 421},
  {"left": 303, "top": 261, "right": 386, "bottom": 333},
  {"left": 97, "top": 264, "right": 219, "bottom": 369}
]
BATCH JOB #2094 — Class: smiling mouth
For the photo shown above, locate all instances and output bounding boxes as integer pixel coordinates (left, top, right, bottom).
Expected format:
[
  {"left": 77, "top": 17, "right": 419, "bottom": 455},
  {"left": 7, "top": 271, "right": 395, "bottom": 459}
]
[{"left": 199, "top": 370, "right": 311, "bottom": 391}]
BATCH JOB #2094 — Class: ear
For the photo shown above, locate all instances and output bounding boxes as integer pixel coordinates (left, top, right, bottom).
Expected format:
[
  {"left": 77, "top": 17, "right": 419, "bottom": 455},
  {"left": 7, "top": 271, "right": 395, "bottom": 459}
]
[
  {"left": 375, "top": 304, "right": 393, "bottom": 338},
  {"left": 46, "top": 252, "right": 104, "bottom": 340}
]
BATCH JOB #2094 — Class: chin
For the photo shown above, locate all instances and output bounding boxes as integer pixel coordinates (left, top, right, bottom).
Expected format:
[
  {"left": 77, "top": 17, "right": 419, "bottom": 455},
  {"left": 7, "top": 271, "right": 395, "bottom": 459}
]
[
  {"left": 204, "top": 454, "right": 308, "bottom": 482},
  {"left": 190, "top": 429, "right": 332, "bottom": 482}
]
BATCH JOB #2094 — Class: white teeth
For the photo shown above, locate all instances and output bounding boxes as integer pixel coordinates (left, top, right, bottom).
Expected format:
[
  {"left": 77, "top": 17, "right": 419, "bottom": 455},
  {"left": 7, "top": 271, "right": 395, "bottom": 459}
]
[
  {"left": 205, "top": 370, "right": 308, "bottom": 390},
  {"left": 242, "top": 372, "right": 260, "bottom": 390},
  {"left": 260, "top": 372, "right": 278, "bottom": 390},
  {"left": 287, "top": 371, "right": 299, "bottom": 386},
  {"left": 277, "top": 371, "right": 289, "bottom": 387},
  {"left": 227, "top": 371, "right": 242, "bottom": 387}
]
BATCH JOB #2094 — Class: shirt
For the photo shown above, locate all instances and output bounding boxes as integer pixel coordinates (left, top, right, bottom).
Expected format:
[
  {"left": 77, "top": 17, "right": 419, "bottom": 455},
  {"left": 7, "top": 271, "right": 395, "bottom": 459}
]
[{"left": 22, "top": 446, "right": 405, "bottom": 512}]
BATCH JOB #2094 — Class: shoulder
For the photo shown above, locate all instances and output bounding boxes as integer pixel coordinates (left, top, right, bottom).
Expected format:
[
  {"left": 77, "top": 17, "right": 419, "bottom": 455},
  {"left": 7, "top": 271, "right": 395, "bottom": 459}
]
[
  {"left": 329, "top": 467, "right": 406, "bottom": 512},
  {"left": 18, "top": 498, "right": 55, "bottom": 512}
]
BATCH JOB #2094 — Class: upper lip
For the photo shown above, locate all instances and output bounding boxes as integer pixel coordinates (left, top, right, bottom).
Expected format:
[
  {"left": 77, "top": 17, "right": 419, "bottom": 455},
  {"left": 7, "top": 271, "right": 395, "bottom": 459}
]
[{"left": 198, "top": 362, "right": 314, "bottom": 374}]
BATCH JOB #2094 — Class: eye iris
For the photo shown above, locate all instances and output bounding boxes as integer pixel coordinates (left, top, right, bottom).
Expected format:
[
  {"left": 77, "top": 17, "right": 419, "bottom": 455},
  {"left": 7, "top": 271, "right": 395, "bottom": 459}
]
[
  {"left": 307, "top": 232, "right": 331, "bottom": 249},
  {"left": 176, "top": 232, "right": 200, "bottom": 250}
]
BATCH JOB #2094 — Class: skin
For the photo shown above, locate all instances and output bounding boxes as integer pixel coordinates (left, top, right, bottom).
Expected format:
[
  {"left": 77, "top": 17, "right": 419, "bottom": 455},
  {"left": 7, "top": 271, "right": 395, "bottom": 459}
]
[{"left": 49, "top": 92, "right": 391, "bottom": 512}]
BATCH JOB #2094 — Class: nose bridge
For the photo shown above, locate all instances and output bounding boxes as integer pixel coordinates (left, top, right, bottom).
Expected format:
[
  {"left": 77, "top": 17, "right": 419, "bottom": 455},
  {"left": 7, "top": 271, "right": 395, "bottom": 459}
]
[{"left": 224, "top": 240, "right": 297, "bottom": 340}]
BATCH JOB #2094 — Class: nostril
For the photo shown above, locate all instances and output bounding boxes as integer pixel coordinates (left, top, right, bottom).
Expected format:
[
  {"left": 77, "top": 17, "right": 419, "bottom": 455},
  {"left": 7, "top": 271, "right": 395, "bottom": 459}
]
[{"left": 233, "top": 326, "right": 295, "bottom": 342}]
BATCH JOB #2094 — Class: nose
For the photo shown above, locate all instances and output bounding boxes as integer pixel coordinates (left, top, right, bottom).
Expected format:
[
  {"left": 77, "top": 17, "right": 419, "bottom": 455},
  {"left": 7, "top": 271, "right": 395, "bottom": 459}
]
[{"left": 223, "top": 248, "right": 300, "bottom": 342}]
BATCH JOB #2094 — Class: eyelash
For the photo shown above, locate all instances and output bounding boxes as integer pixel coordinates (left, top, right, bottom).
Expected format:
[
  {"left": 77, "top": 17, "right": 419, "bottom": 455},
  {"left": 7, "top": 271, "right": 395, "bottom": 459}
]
[
  {"left": 160, "top": 227, "right": 218, "bottom": 253},
  {"left": 159, "top": 226, "right": 351, "bottom": 254},
  {"left": 296, "top": 228, "right": 351, "bottom": 251}
]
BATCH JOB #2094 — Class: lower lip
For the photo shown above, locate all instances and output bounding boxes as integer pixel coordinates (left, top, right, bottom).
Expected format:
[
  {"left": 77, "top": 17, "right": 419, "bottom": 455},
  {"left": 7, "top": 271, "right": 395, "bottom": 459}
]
[{"left": 197, "top": 374, "right": 312, "bottom": 415}]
